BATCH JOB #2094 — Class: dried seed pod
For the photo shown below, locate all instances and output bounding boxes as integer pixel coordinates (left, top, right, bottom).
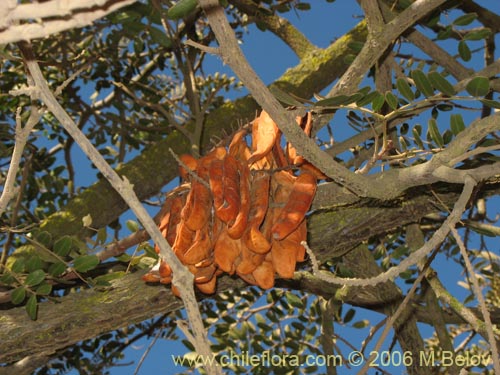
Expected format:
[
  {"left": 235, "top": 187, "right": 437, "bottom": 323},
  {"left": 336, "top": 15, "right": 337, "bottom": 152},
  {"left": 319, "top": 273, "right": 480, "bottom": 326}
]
[
  {"left": 244, "top": 226, "right": 271, "bottom": 254},
  {"left": 166, "top": 194, "right": 185, "bottom": 245},
  {"left": 299, "top": 161, "right": 328, "bottom": 180},
  {"left": 287, "top": 220, "right": 307, "bottom": 262},
  {"left": 182, "top": 225, "right": 212, "bottom": 265},
  {"left": 286, "top": 112, "right": 313, "bottom": 165},
  {"left": 159, "top": 260, "right": 172, "bottom": 278},
  {"left": 235, "top": 245, "right": 265, "bottom": 274},
  {"left": 227, "top": 160, "right": 251, "bottom": 239},
  {"left": 142, "top": 267, "right": 161, "bottom": 282},
  {"left": 237, "top": 272, "right": 257, "bottom": 286},
  {"left": 171, "top": 284, "right": 181, "bottom": 297},
  {"left": 229, "top": 129, "right": 251, "bottom": 161},
  {"left": 181, "top": 164, "right": 212, "bottom": 231},
  {"left": 251, "top": 260, "right": 275, "bottom": 289},
  {"left": 219, "top": 155, "right": 241, "bottom": 223},
  {"left": 179, "top": 154, "right": 198, "bottom": 181},
  {"left": 271, "top": 172, "right": 317, "bottom": 240},
  {"left": 243, "top": 170, "right": 271, "bottom": 253},
  {"left": 270, "top": 238, "right": 302, "bottom": 278},
  {"left": 172, "top": 221, "right": 195, "bottom": 262},
  {"left": 214, "top": 228, "right": 242, "bottom": 274},
  {"left": 209, "top": 155, "right": 241, "bottom": 224},
  {"left": 190, "top": 263, "right": 217, "bottom": 284},
  {"left": 195, "top": 275, "right": 217, "bottom": 294},
  {"left": 248, "top": 111, "right": 280, "bottom": 165}
]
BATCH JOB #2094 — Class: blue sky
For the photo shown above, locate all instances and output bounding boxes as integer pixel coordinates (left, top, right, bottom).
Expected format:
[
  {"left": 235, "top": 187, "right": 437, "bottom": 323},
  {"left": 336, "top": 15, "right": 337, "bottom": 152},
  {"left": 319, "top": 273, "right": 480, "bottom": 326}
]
[{"left": 58, "top": 1, "right": 500, "bottom": 374}]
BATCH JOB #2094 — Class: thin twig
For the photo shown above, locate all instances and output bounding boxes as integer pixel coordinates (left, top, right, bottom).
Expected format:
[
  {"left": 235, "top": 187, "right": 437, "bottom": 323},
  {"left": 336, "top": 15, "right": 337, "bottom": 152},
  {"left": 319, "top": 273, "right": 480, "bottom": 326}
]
[
  {"left": 451, "top": 226, "right": 500, "bottom": 373},
  {"left": 0, "top": 105, "right": 40, "bottom": 216}
]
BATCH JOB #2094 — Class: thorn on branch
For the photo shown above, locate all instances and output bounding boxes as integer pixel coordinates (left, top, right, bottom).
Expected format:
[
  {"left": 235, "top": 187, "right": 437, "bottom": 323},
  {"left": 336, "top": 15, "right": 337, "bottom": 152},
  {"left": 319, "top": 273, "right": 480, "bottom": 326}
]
[{"left": 184, "top": 39, "right": 221, "bottom": 56}]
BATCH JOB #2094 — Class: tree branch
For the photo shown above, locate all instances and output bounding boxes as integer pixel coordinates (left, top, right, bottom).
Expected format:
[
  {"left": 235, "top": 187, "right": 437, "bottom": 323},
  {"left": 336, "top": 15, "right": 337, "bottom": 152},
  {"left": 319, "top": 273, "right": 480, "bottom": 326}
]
[
  {"left": 17, "top": 42, "right": 220, "bottom": 375},
  {"left": 0, "top": 0, "right": 138, "bottom": 44}
]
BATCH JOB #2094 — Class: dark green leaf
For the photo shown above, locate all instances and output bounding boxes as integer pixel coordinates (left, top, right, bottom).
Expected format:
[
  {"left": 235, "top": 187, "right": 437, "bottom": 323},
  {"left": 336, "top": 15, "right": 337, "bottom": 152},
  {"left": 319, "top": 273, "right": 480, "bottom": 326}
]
[
  {"left": 0, "top": 272, "right": 14, "bottom": 285},
  {"left": 436, "top": 25, "right": 452, "bottom": 40},
  {"left": 11, "top": 286, "right": 26, "bottom": 305},
  {"left": 295, "top": 2, "right": 311, "bottom": 11},
  {"left": 412, "top": 125, "right": 424, "bottom": 149},
  {"left": 411, "top": 70, "right": 434, "bottom": 97},
  {"left": 385, "top": 91, "right": 398, "bottom": 110},
  {"left": 48, "top": 262, "right": 67, "bottom": 277},
  {"left": 35, "top": 231, "right": 52, "bottom": 247},
  {"left": 442, "top": 129, "right": 453, "bottom": 145},
  {"left": 371, "top": 92, "right": 385, "bottom": 112},
  {"left": 53, "top": 236, "right": 73, "bottom": 257},
  {"left": 480, "top": 99, "right": 500, "bottom": 109},
  {"left": 396, "top": 78, "right": 415, "bottom": 101},
  {"left": 25, "top": 269, "right": 46, "bottom": 287},
  {"left": 466, "top": 222, "right": 498, "bottom": 237},
  {"left": 167, "top": 0, "right": 198, "bottom": 20},
  {"left": 355, "top": 90, "right": 379, "bottom": 106},
  {"left": 428, "top": 71, "right": 456, "bottom": 96},
  {"left": 285, "top": 292, "right": 304, "bottom": 309},
  {"left": 73, "top": 255, "right": 99, "bottom": 273},
  {"left": 315, "top": 95, "right": 350, "bottom": 107},
  {"left": 464, "top": 28, "right": 491, "bottom": 41},
  {"left": 343, "top": 308, "right": 355, "bottom": 323},
  {"left": 270, "top": 86, "right": 303, "bottom": 106},
  {"left": 36, "top": 283, "right": 52, "bottom": 295},
  {"left": 465, "top": 76, "right": 490, "bottom": 97},
  {"left": 450, "top": 114, "right": 466, "bottom": 135},
  {"left": 26, "top": 295, "right": 38, "bottom": 320},
  {"left": 149, "top": 27, "right": 172, "bottom": 48},
  {"left": 458, "top": 41, "right": 471, "bottom": 61},
  {"left": 453, "top": 13, "right": 477, "bottom": 26},
  {"left": 26, "top": 255, "right": 43, "bottom": 273},
  {"left": 11, "top": 259, "right": 25, "bottom": 273},
  {"left": 428, "top": 118, "right": 444, "bottom": 148}
]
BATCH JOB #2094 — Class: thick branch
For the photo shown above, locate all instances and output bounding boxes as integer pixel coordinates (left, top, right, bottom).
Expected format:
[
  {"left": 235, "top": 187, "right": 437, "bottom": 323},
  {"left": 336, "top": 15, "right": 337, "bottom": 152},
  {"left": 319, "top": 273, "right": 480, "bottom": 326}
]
[
  {"left": 0, "top": 0, "right": 138, "bottom": 44},
  {"left": 2, "top": 179, "right": 500, "bottom": 364},
  {"left": 230, "top": 0, "right": 317, "bottom": 58}
]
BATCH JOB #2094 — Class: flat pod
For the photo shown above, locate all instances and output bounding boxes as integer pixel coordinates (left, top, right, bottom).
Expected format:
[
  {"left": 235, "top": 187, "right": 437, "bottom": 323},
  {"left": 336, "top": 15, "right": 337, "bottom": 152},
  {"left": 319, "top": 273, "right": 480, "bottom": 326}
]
[
  {"left": 182, "top": 225, "right": 212, "bottom": 265},
  {"left": 271, "top": 172, "right": 317, "bottom": 240},
  {"left": 214, "top": 228, "right": 242, "bottom": 274},
  {"left": 251, "top": 260, "right": 275, "bottom": 289},
  {"left": 235, "top": 245, "right": 265, "bottom": 274},
  {"left": 229, "top": 129, "right": 251, "bottom": 161},
  {"left": 242, "top": 170, "right": 271, "bottom": 253},
  {"left": 287, "top": 220, "right": 307, "bottom": 262},
  {"left": 190, "top": 263, "right": 217, "bottom": 284},
  {"left": 270, "top": 238, "right": 301, "bottom": 278},
  {"left": 142, "top": 269, "right": 161, "bottom": 283},
  {"left": 219, "top": 155, "right": 241, "bottom": 223},
  {"left": 248, "top": 110, "right": 280, "bottom": 165},
  {"left": 227, "top": 160, "right": 251, "bottom": 239},
  {"left": 209, "top": 155, "right": 241, "bottom": 224},
  {"left": 181, "top": 164, "right": 212, "bottom": 231},
  {"left": 166, "top": 194, "right": 185, "bottom": 245},
  {"left": 195, "top": 276, "right": 217, "bottom": 294},
  {"left": 179, "top": 154, "right": 198, "bottom": 181},
  {"left": 172, "top": 221, "right": 195, "bottom": 262}
]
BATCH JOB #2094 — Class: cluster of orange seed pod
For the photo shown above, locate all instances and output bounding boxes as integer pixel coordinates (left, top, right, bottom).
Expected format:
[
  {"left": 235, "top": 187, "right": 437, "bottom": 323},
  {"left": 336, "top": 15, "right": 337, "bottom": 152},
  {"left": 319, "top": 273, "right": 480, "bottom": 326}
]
[{"left": 142, "top": 110, "right": 321, "bottom": 295}]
